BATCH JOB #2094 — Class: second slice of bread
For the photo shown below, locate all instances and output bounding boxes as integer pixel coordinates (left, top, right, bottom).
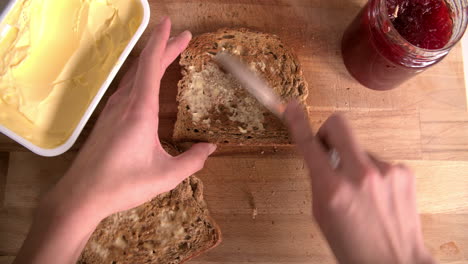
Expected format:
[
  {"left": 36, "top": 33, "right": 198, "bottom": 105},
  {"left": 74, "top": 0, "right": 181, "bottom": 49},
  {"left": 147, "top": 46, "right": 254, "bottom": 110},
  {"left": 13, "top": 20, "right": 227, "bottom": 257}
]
[
  {"left": 174, "top": 28, "right": 309, "bottom": 145},
  {"left": 78, "top": 143, "right": 221, "bottom": 264}
]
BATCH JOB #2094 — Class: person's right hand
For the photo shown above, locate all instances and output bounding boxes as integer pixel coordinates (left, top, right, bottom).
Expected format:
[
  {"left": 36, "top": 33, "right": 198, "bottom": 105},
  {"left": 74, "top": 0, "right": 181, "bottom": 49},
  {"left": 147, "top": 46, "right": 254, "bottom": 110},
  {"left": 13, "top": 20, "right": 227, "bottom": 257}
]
[{"left": 284, "top": 102, "right": 436, "bottom": 264}]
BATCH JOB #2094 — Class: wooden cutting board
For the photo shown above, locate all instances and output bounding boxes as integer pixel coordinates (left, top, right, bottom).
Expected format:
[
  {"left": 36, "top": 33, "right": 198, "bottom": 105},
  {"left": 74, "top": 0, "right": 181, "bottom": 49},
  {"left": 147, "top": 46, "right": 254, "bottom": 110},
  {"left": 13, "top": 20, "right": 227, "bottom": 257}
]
[{"left": 1, "top": 0, "right": 468, "bottom": 263}]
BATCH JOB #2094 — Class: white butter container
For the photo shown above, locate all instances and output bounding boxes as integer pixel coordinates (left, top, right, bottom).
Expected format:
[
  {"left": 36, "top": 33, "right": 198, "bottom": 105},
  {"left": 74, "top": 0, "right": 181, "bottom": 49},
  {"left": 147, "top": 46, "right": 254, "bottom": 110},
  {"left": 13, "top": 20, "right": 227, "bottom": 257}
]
[{"left": 0, "top": 0, "right": 150, "bottom": 157}]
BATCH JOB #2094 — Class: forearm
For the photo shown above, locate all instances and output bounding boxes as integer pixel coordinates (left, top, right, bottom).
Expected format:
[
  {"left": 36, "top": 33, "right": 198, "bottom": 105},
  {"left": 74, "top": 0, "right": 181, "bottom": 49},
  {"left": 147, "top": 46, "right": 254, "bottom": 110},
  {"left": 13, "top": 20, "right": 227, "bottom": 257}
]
[{"left": 14, "top": 182, "right": 102, "bottom": 264}]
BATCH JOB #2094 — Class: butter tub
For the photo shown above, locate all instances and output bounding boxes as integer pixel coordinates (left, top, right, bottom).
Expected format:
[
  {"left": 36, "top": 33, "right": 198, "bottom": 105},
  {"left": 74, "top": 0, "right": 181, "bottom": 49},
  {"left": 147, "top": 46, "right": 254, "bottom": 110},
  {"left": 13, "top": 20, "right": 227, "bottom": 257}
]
[{"left": 0, "top": 0, "right": 150, "bottom": 156}]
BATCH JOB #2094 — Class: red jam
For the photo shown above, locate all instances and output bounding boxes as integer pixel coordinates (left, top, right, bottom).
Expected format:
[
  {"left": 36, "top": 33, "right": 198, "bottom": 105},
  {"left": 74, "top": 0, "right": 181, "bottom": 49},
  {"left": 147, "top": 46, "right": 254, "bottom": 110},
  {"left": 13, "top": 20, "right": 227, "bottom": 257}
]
[
  {"left": 387, "top": 0, "right": 453, "bottom": 49},
  {"left": 341, "top": 0, "right": 454, "bottom": 90}
]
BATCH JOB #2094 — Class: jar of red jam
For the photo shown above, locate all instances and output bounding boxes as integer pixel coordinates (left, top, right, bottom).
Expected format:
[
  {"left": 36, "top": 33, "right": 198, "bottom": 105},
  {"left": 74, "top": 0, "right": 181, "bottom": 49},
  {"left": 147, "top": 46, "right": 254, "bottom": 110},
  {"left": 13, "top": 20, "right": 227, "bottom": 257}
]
[{"left": 342, "top": 0, "right": 468, "bottom": 90}]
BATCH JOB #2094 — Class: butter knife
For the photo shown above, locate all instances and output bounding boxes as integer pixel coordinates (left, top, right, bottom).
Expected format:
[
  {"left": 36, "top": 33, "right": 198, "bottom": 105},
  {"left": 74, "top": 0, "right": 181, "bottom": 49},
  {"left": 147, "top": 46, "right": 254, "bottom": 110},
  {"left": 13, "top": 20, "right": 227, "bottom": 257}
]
[
  {"left": 214, "top": 51, "right": 341, "bottom": 168},
  {"left": 214, "top": 51, "right": 286, "bottom": 118}
]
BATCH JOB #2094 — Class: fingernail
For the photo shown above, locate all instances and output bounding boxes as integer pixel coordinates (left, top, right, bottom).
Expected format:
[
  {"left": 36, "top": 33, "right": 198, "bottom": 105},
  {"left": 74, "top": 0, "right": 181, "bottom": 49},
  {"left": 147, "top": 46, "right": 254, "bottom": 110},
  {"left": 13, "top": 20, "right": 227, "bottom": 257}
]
[
  {"left": 208, "top": 144, "right": 217, "bottom": 155},
  {"left": 171, "top": 31, "right": 191, "bottom": 42},
  {"left": 181, "top": 30, "right": 192, "bottom": 40},
  {"left": 158, "top": 16, "right": 169, "bottom": 25}
]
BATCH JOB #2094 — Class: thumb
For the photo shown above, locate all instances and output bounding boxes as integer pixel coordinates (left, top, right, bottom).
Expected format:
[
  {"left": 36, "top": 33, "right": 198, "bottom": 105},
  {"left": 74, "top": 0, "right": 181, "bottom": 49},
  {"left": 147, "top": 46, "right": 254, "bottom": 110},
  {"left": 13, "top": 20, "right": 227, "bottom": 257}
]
[
  {"left": 284, "top": 100, "right": 314, "bottom": 149},
  {"left": 172, "top": 143, "right": 217, "bottom": 180},
  {"left": 284, "top": 100, "right": 334, "bottom": 180}
]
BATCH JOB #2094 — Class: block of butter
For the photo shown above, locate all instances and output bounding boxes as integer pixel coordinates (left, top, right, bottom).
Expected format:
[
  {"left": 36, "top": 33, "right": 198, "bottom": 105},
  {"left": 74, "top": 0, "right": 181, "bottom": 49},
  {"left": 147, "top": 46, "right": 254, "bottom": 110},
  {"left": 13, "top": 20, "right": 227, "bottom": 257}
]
[{"left": 0, "top": 0, "right": 150, "bottom": 156}]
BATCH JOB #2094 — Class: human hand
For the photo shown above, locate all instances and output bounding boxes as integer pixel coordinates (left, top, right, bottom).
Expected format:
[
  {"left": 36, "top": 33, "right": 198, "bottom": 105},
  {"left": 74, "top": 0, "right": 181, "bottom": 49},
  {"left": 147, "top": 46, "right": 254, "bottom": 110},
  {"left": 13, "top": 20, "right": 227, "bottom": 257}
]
[
  {"left": 44, "top": 17, "right": 216, "bottom": 222},
  {"left": 284, "top": 102, "right": 435, "bottom": 264}
]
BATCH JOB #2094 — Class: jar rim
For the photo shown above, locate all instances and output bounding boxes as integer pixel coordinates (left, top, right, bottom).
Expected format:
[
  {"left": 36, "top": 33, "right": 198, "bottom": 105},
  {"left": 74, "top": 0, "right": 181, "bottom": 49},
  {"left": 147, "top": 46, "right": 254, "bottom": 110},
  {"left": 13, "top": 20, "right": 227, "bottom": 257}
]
[{"left": 377, "top": 0, "right": 468, "bottom": 53}]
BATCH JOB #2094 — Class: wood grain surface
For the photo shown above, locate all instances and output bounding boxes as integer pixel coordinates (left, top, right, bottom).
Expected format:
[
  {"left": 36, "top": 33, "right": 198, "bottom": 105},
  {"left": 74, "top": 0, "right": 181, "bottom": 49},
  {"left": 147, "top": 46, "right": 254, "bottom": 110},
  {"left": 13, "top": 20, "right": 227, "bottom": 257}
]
[{"left": 1, "top": 0, "right": 468, "bottom": 263}]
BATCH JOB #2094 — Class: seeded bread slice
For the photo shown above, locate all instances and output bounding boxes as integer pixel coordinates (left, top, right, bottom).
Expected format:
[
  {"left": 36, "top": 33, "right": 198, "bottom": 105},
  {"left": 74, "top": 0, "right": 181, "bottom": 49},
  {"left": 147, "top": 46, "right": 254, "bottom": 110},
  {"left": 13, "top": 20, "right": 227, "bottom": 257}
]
[
  {"left": 78, "top": 143, "right": 221, "bottom": 264},
  {"left": 173, "top": 28, "right": 309, "bottom": 145}
]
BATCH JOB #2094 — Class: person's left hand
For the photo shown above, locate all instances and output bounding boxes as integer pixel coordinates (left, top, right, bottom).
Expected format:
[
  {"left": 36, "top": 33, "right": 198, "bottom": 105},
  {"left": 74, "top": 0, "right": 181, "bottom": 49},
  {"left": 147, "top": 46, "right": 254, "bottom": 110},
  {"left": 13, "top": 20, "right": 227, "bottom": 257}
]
[{"left": 44, "top": 17, "right": 216, "bottom": 222}]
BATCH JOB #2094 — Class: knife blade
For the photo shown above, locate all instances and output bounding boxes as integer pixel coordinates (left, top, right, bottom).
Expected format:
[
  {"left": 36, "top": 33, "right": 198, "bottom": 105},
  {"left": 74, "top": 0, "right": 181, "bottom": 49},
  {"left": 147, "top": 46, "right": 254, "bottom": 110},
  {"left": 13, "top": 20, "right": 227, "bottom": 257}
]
[
  {"left": 214, "top": 51, "right": 286, "bottom": 118},
  {"left": 215, "top": 51, "right": 341, "bottom": 168}
]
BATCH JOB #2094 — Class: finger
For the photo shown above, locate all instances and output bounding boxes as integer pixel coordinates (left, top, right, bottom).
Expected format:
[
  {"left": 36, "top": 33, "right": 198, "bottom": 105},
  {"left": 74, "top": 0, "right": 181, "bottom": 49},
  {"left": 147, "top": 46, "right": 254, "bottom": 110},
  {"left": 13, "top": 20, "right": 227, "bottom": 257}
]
[
  {"left": 318, "top": 114, "right": 371, "bottom": 176},
  {"left": 140, "top": 16, "right": 171, "bottom": 66},
  {"left": 105, "top": 61, "right": 138, "bottom": 109},
  {"left": 284, "top": 101, "right": 336, "bottom": 187},
  {"left": 171, "top": 143, "right": 217, "bottom": 181},
  {"left": 388, "top": 165, "right": 418, "bottom": 236},
  {"left": 161, "top": 30, "right": 192, "bottom": 72},
  {"left": 131, "top": 17, "right": 171, "bottom": 104},
  {"left": 117, "top": 60, "right": 139, "bottom": 95},
  {"left": 367, "top": 153, "right": 392, "bottom": 175}
]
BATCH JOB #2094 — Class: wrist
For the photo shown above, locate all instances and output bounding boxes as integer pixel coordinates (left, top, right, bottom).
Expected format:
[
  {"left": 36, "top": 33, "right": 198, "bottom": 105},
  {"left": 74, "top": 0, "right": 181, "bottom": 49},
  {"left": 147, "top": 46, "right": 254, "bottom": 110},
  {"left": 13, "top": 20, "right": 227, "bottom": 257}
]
[
  {"left": 39, "top": 175, "right": 105, "bottom": 230},
  {"left": 14, "top": 176, "right": 103, "bottom": 264}
]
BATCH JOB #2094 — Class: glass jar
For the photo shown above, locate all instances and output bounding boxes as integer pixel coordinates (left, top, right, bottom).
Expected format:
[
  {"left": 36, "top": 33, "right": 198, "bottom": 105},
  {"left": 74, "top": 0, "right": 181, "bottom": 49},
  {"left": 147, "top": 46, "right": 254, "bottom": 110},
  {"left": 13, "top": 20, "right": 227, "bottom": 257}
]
[{"left": 341, "top": 0, "right": 468, "bottom": 91}]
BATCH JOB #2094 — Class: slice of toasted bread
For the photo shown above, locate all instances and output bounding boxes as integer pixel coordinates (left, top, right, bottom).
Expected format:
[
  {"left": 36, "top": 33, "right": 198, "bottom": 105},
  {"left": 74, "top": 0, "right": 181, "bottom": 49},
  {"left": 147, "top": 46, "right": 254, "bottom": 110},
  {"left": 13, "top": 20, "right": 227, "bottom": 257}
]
[
  {"left": 173, "top": 28, "right": 308, "bottom": 145},
  {"left": 78, "top": 143, "right": 221, "bottom": 264}
]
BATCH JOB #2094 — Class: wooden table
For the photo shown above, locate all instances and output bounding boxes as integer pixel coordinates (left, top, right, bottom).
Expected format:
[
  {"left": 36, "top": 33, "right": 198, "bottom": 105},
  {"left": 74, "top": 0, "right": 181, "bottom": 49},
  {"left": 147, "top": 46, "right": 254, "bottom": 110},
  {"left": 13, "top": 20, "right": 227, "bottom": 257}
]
[{"left": 1, "top": 0, "right": 468, "bottom": 263}]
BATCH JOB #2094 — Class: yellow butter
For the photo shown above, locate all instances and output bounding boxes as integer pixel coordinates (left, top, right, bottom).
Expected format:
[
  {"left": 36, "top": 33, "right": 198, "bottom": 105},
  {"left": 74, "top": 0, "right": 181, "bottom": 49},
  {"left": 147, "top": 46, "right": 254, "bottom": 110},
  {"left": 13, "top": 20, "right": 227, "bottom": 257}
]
[{"left": 0, "top": 0, "right": 143, "bottom": 148}]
